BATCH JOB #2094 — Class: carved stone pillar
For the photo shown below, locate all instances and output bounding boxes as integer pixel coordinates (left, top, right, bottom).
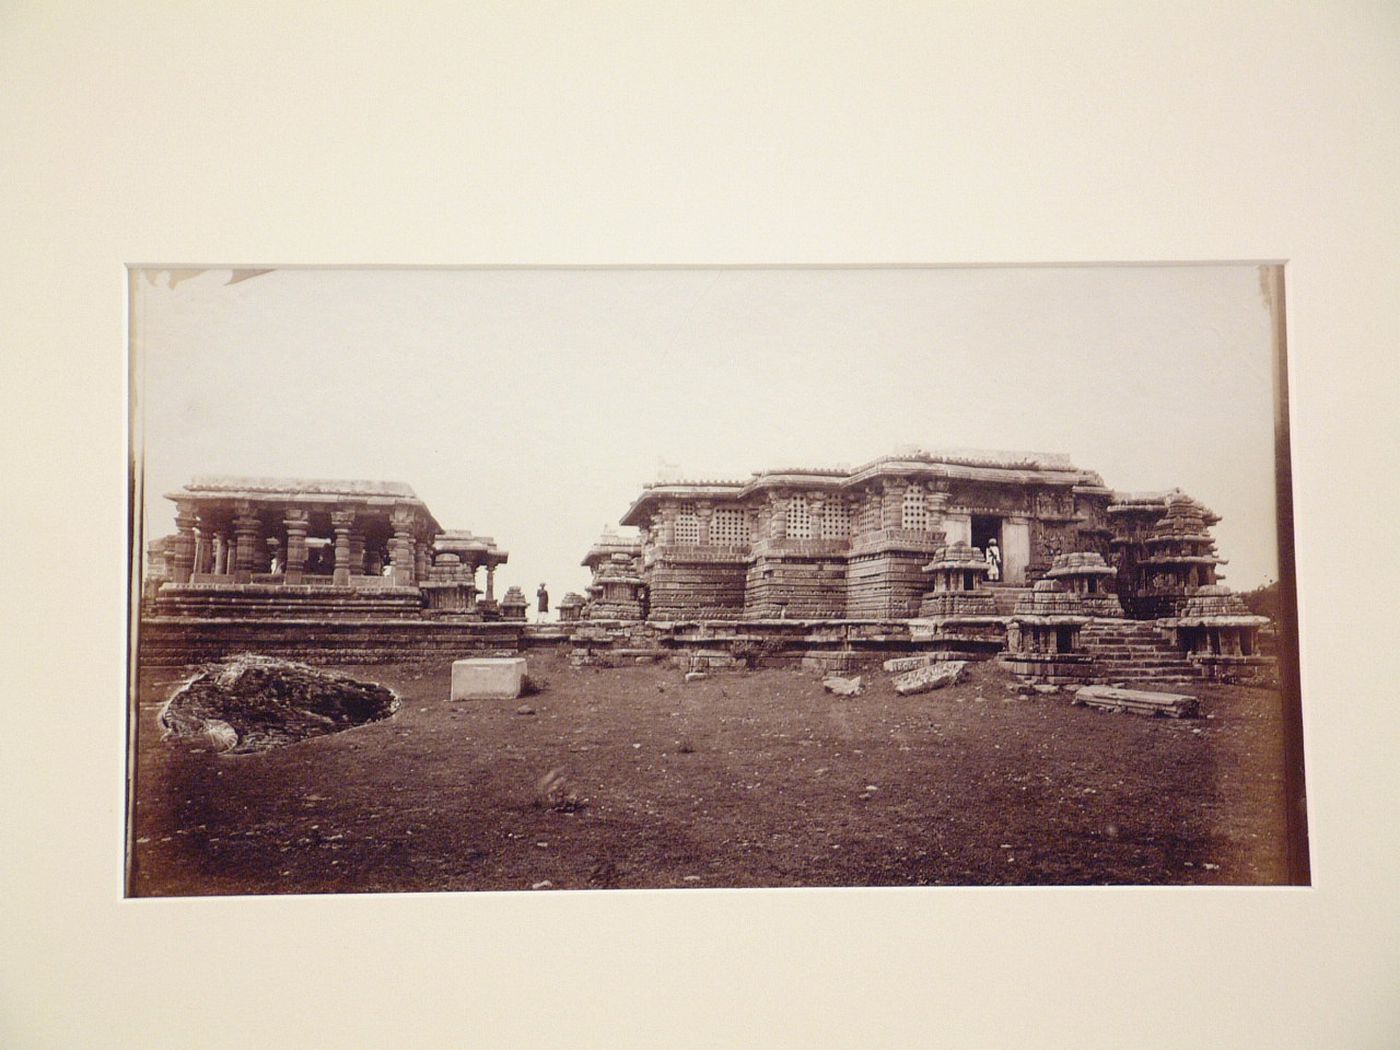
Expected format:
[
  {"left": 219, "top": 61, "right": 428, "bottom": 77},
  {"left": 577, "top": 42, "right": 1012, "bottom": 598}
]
[
  {"left": 484, "top": 560, "right": 497, "bottom": 602},
  {"left": 927, "top": 491, "right": 950, "bottom": 534},
  {"left": 658, "top": 503, "right": 676, "bottom": 546},
  {"left": 283, "top": 508, "right": 309, "bottom": 584},
  {"left": 191, "top": 517, "right": 210, "bottom": 576},
  {"left": 170, "top": 502, "right": 197, "bottom": 584},
  {"left": 695, "top": 502, "right": 713, "bottom": 546},
  {"left": 414, "top": 539, "right": 429, "bottom": 581},
  {"left": 331, "top": 509, "right": 355, "bottom": 586},
  {"left": 809, "top": 494, "right": 827, "bottom": 539},
  {"left": 232, "top": 503, "right": 260, "bottom": 583},
  {"left": 348, "top": 528, "right": 366, "bottom": 578},
  {"left": 880, "top": 479, "right": 906, "bottom": 530},
  {"left": 769, "top": 492, "right": 788, "bottom": 540},
  {"left": 389, "top": 507, "right": 415, "bottom": 586}
]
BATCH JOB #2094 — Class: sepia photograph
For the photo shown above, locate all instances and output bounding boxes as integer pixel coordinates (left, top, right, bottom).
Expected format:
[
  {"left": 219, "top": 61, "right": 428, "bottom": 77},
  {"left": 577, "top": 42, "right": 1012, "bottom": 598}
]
[
  {"left": 128, "top": 263, "right": 1306, "bottom": 895},
  {"left": 9, "top": 3, "right": 1400, "bottom": 1047}
]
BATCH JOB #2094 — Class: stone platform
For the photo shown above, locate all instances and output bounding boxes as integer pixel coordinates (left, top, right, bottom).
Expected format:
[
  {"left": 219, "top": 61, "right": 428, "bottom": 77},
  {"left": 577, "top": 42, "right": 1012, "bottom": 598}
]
[{"left": 138, "top": 617, "right": 523, "bottom": 666}]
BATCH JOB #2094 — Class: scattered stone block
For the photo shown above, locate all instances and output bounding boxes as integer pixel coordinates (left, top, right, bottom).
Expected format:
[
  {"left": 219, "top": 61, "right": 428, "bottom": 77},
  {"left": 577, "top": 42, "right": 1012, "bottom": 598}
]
[
  {"left": 822, "top": 675, "right": 864, "bottom": 697},
  {"left": 1072, "top": 685, "right": 1199, "bottom": 719},
  {"left": 450, "top": 657, "right": 527, "bottom": 700},
  {"left": 882, "top": 653, "right": 947, "bottom": 673},
  {"left": 684, "top": 671, "right": 708, "bottom": 683},
  {"left": 893, "top": 660, "right": 966, "bottom": 696}
]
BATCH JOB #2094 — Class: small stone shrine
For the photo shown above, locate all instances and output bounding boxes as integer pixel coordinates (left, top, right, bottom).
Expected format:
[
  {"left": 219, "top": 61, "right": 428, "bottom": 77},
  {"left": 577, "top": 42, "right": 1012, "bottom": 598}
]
[
  {"left": 917, "top": 541, "right": 996, "bottom": 617},
  {"left": 1113, "top": 492, "right": 1224, "bottom": 618},
  {"left": 1043, "top": 551, "right": 1123, "bottom": 618},
  {"left": 1159, "top": 585, "right": 1273, "bottom": 683},
  {"left": 999, "top": 579, "right": 1095, "bottom": 685},
  {"left": 557, "top": 592, "right": 586, "bottom": 622},
  {"left": 581, "top": 528, "right": 647, "bottom": 620},
  {"left": 500, "top": 586, "right": 529, "bottom": 622}
]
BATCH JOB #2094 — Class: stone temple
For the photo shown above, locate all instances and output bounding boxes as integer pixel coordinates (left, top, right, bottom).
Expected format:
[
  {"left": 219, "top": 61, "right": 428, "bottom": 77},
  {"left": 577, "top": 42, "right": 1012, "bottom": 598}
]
[
  {"left": 141, "top": 477, "right": 520, "bottom": 663},
  {"left": 139, "top": 452, "right": 1276, "bottom": 686},
  {"left": 612, "top": 449, "right": 1220, "bottom": 620},
  {"left": 571, "top": 448, "right": 1276, "bottom": 685}
]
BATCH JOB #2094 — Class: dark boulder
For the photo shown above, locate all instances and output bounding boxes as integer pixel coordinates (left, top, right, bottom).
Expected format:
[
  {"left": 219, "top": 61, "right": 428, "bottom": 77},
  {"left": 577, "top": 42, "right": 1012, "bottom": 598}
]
[{"left": 158, "top": 655, "right": 399, "bottom": 754}]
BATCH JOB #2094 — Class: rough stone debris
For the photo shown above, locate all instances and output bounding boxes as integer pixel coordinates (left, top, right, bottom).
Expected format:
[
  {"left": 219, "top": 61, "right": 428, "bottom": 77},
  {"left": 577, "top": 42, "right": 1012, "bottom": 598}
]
[
  {"left": 450, "top": 657, "right": 528, "bottom": 700},
  {"left": 882, "top": 653, "right": 956, "bottom": 673},
  {"left": 684, "top": 671, "right": 708, "bottom": 683},
  {"left": 822, "top": 675, "right": 864, "bottom": 697},
  {"left": 893, "top": 660, "right": 967, "bottom": 696},
  {"left": 158, "top": 654, "right": 399, "bottom": 754},
  {"left": 1072, "top": 685, "right": 1200, "bottom": 719}
]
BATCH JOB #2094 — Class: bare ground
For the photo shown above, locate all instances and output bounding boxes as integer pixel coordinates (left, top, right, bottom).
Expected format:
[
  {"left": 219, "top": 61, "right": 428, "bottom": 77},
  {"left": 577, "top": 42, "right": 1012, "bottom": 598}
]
[{"left": 128, "top": 651, "right": 1293, "bottom": 895}]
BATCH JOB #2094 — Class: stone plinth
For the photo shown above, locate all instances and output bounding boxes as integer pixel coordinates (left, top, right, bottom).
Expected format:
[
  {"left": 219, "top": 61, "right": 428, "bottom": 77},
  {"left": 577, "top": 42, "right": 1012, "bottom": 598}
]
[{"left": 450, "top": 657, "right": 527, "bottom": 700}]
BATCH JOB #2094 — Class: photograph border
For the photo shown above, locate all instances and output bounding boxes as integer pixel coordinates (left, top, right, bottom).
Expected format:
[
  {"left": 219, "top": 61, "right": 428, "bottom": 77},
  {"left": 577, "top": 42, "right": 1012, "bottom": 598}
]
[{"left": 6, "top": 6, "right": 1398, "bottom": 1048}]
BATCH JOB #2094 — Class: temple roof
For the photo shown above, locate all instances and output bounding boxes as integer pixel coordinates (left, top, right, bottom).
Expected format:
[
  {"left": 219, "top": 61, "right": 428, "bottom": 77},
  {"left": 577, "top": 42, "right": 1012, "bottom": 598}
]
[
  {"left": 582, "top": 527, "right": 643, "bottom": 567},
  {"left": 166, "top": 475, "right": 442, "bottom": 534},
  {"left": 179, "top": 476, "right": 420, "bottom": 499},
  {"left": 620, "top": 447, "right": 1104, "bottom": 525}
]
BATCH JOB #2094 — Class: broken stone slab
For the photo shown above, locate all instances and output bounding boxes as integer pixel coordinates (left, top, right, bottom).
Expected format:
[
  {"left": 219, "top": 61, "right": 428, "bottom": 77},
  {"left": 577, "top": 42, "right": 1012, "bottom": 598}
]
[
  {"left": 684, "top": 671, "right": 708, "bottom": 683},
  {"left": 882, "top": 653, "right": 953, "bottom": 673},
  {"left": 1071, "top": 685, "right": 1200, "bottom": 719},
  {"left": 893, "top": 660, "right": 967, "bottom": 696},
  {"left": 450, "top": 657, "right": 527, "bottom": 700},
  {"left": 822, "top": 675, "right": 864, "bottom": 697}
]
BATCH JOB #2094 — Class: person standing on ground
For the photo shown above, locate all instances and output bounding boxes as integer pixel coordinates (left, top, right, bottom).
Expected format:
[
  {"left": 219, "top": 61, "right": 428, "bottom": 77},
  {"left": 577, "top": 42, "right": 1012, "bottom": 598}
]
[{"left": 536, "top": 583, "right": 549, "bottom": 619}]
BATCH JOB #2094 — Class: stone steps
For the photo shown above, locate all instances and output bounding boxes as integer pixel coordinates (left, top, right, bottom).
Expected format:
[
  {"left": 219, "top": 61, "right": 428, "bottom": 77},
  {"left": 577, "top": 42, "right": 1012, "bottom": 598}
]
[{"left": 1080, "top": 618, "right": 1198, "bottom": 681}]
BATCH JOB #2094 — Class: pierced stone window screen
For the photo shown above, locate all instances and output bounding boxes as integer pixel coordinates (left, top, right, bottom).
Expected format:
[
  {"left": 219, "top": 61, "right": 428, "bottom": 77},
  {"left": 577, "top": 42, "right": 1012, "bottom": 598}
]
[
  {"left": 674, "top": 512, "right": 701, "bottom": 545},
  {"left": 787, "top": 495, "right": 813, "bottom": 539},
  {"left": 821, "top": 500, "right": 851, "bottom": 539},
  {"left": 902, "top": 487, "right": 931, "bottom": 531},
  {"left": 711, "top": 508, "right": 748, "bottom": 547}
]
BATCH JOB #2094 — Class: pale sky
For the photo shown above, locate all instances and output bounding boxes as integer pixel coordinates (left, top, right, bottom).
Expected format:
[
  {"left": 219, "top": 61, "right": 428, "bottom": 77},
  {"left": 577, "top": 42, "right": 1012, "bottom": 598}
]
[{"left": 132, "top": 265, "right": 1283, "bottom": 598}]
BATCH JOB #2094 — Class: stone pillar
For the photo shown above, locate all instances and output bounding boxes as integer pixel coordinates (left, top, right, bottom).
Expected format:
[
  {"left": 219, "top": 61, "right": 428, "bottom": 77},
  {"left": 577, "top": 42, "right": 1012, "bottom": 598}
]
[
  {"left": 696, "top": 502, "right": 713, "bottom": 546},
  {"left": 191, "top": 522, "right": 209, "bottom": 577},
  {"left": 283, "top": 509, "right": 309, "bottom": 584},
  {"left": 232, "top": 503, "right": 260, "bottom": 583},
  {"left": 348, "top": 528, "right": 366, "bottom": 578},
  {"left": 484, "top": 560, "right": 497, "bottom": 601},
  {"left": 769, "top": 492, "right": 788, "bottom": 540},
  {"left": 809, "top": 494, "right": 827, "bottom": 539},
  {"left": 880, "top": 480, "right": 905, "bottom": 530},
  {"left": 212, "top": 532, "right": 227, "bottom": 575},
  {"left": 1003, "top": 516, "right": 1031, "bottom": 585},
  {"left": 414, "top": 539, "right": 429, "bottom": 581},
  {"left": 927, "top": 491, "right": 950, "bottom": 532},
  {"left": 389, "top": 507, "right": 415, "bottom": 586},
  {"left": 658, "top": 503, "right": 676, "bottom": 546},
  {"left": 170, "top": 502, "right": 197, "bottom": 584},
  {"left": 331, "top": 509, "right": 355, "bottom": 586}
]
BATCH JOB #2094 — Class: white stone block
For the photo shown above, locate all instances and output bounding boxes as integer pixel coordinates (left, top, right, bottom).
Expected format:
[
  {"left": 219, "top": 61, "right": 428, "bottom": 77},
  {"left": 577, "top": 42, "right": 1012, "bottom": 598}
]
[{"left": 451, "top": 657, "right": 527, "bottom": 700}]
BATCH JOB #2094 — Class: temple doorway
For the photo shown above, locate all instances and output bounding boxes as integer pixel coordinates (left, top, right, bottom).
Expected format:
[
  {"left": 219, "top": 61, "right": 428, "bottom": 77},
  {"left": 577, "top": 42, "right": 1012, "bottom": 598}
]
[{"left": 970, "top": 515, "right": 1003, "bottom": 581}]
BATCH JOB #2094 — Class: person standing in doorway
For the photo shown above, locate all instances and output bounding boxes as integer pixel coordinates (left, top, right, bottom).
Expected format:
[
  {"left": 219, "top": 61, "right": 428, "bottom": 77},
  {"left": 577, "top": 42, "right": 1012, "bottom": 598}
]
[{"left": 985, "top": 538, "right": 1002, "bottom": 582}]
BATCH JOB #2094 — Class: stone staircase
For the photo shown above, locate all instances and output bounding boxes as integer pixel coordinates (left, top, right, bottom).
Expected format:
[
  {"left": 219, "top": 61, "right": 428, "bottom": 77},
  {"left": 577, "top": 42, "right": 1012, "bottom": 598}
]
[
  {"left": 984, "top": 585, "right": 1032, "bottom": 616},
  {"left": 1080, "top": 618, "right": 1199, "bottom": 685}
]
